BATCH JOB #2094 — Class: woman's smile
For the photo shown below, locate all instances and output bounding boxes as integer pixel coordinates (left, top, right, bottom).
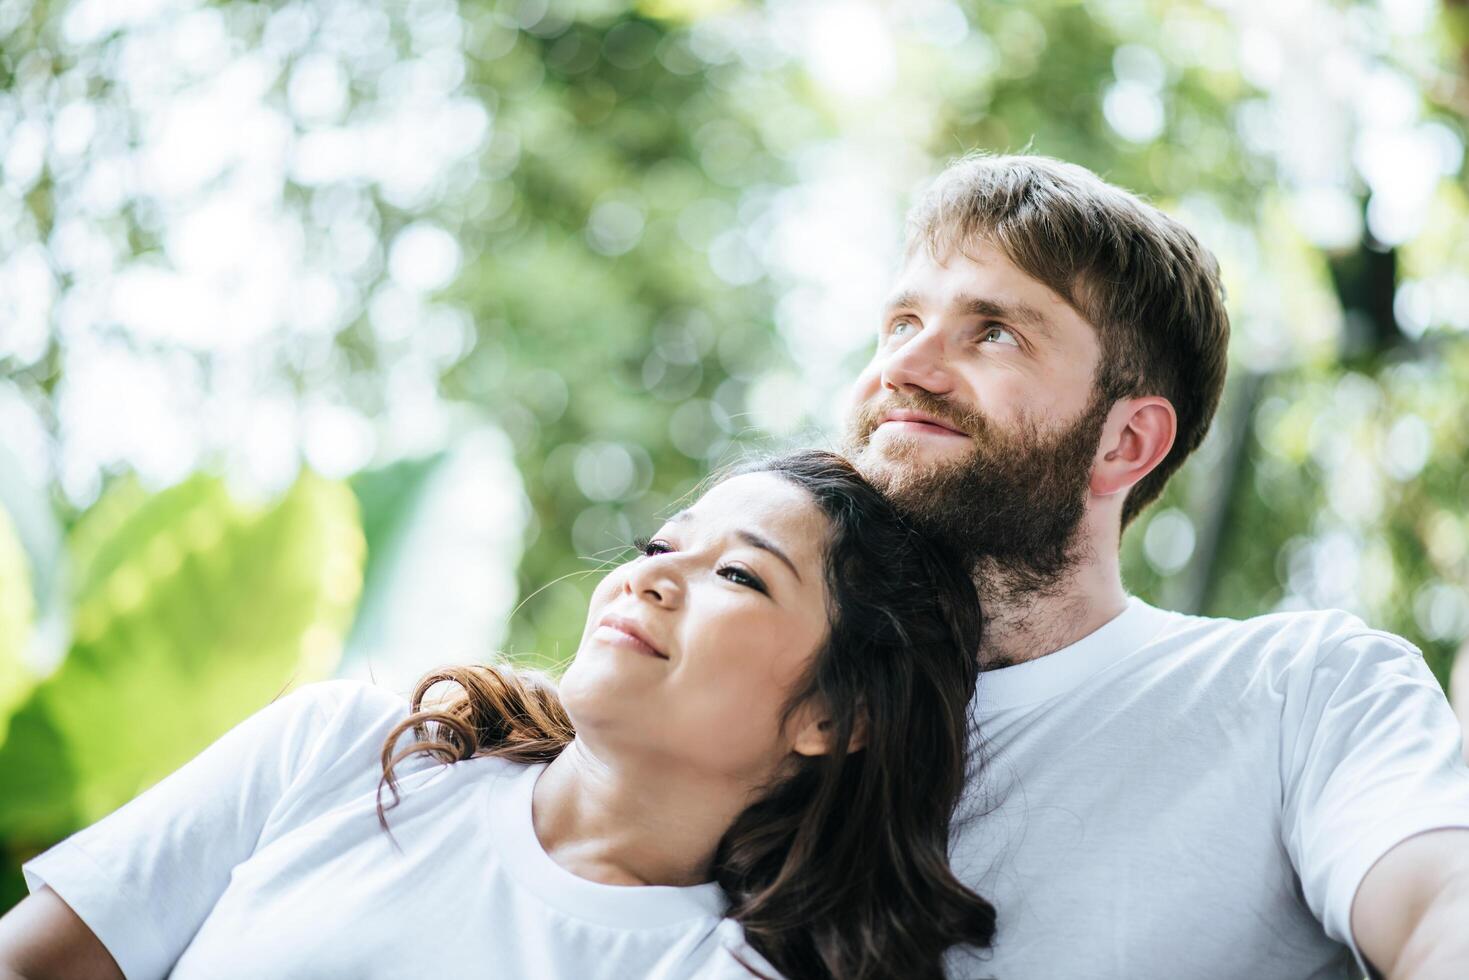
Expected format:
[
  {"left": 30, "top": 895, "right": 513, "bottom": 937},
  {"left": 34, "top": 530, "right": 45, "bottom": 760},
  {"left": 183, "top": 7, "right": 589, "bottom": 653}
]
[{"left": 592, "top": 614, "right": 668, "bottom": 660}]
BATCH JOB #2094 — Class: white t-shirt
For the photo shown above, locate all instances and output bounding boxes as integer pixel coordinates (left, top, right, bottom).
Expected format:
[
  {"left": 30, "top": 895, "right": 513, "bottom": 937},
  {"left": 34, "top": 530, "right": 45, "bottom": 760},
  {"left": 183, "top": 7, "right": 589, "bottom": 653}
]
[
  {"left": 947, "top": 597, "right": 1469, "bottom": 980},
  {"left": 23, "top": 680, "right": 772, "bottom": 979}
]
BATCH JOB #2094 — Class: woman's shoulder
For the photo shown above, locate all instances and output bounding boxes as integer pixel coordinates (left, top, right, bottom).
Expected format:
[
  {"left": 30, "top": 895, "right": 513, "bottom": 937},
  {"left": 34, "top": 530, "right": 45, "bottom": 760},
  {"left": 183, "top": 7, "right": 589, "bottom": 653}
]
[
  {"left": 267, "top": 678, "right": 410, "bottom": 749},
  {"left": 252, "top": 679, "right": 529, "bottom": 836},
  {"left": 278, "top": 677, "right": 411, "bottom": 717},
  {"left": 244, "top": 679, "right": 419, "bottom": 798},
  {"left": 281, "top": 678, "right": 536, "bottom": 791},
  {"left": 225, "top": 679, "right": 383, "bottom": 762}
]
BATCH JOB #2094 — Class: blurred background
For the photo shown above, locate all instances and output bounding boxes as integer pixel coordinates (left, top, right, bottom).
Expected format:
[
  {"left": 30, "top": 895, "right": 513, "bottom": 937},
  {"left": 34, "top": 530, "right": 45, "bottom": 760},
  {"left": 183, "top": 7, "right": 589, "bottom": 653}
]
[{"left": 2, "top": 0, "right": 1468, "bottom": 907}]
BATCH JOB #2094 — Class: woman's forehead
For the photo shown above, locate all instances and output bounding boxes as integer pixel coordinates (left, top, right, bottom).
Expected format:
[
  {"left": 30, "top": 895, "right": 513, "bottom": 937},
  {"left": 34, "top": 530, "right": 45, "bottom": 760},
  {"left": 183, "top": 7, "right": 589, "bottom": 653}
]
[{"left": 680, "top": 473, "right": 827, "bottom": 561}]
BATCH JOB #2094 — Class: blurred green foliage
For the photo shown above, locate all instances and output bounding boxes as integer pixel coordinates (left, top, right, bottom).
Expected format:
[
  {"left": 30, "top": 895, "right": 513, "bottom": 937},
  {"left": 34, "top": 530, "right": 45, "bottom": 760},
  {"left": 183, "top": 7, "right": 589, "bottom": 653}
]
[
  {"left": 2, "top": 0, "right": 1467, "bottom": 914},
  {"left": 0, "top": 470, "right": 361, "bottom": 905},
  {"left": 0, "top": 508, "right": 35, "bottom": 739}
]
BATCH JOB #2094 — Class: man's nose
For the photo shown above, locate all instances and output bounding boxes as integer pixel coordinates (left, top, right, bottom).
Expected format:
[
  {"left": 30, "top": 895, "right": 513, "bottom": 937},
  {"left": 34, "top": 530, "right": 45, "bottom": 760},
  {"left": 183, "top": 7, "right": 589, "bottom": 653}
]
[{"left": 880, "top": 325, "right": 954, "bottom": 396}]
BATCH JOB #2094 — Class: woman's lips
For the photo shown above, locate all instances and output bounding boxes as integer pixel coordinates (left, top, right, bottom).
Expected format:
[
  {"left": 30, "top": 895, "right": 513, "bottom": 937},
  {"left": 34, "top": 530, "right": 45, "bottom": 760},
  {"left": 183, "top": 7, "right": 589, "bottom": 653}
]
[{"left": 593, "top": 616, "right": 668, "bottom": 659}]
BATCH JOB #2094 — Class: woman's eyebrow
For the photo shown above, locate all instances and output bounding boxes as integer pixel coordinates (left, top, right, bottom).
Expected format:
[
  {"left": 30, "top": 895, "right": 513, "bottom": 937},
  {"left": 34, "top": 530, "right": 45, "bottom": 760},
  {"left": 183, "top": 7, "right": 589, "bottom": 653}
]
[
  {"left": 736, "top": 529, "right": 802, "bottom": 582},
  {"left": 665, "top": 510, "right": 802, "bottom": 582}
]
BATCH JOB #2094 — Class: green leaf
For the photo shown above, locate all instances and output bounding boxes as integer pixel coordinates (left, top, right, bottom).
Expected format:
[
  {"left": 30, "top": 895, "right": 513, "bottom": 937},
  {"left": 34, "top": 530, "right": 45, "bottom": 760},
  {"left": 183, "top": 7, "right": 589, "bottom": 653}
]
[
  {"left": 0, "top": 504, "right": 36, "bottom": 746},
  {"left": 341, "top": 452, "right": 447, "bottom": 673},
  {"left": 66, "top": 473, "right": 168, "bottom": 603},
  {"left": 0, "top": 697, "right": 75, "bottom": 843},
  {"left": 0, "top": 469, "right": 364, "bottom": 839}
]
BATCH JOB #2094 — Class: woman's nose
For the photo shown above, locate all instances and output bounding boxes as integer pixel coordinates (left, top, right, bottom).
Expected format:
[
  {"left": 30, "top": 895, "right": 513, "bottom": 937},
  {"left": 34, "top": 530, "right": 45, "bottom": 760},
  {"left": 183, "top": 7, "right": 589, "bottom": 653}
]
[{"left": 625, "top": 556, "right": 683, "bottom": 608}]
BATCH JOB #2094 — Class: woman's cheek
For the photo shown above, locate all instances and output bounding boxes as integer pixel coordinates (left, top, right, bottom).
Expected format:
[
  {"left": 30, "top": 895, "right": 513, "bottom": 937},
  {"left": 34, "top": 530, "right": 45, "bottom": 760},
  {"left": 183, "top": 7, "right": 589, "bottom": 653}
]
[
  {"left": 590, "top": 566, "right": 626, "bottom": 610},
  {"left": 707, "top": 617, "right": 798, "bottom": 707}
]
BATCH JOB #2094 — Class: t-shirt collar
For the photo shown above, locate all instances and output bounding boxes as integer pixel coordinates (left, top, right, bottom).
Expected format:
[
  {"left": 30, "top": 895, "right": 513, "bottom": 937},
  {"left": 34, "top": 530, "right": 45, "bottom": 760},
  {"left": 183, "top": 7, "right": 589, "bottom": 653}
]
[
  {"left": 485, "top": 760, "right": 729, "bottom": 929},
  {"left": 973, "top": 595, "right": 1172, "bottom": 711}
]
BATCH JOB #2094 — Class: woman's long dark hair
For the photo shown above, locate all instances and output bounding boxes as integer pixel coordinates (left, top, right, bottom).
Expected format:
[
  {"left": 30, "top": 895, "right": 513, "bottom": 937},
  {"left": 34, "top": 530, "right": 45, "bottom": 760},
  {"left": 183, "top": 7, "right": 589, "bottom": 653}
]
[{"left": 377, "top": 449, "right": 994, "bottom": 978}]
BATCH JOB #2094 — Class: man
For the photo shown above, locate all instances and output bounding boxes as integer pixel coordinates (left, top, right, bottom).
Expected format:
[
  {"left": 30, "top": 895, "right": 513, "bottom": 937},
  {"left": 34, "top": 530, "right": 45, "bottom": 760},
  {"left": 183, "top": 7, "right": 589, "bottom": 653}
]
[{"left": 844, "top": 153, "right": 1469, "bottom": 979}]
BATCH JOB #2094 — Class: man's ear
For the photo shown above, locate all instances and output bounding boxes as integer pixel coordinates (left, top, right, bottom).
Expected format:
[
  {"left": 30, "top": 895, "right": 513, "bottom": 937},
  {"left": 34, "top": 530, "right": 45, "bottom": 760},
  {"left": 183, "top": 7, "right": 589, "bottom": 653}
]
[
  {"left": 790, "top": 699, "right": 867, "bottom": 757},
  {"left": 1090, "top": 395, "right": 1176, "bottom": 498}
]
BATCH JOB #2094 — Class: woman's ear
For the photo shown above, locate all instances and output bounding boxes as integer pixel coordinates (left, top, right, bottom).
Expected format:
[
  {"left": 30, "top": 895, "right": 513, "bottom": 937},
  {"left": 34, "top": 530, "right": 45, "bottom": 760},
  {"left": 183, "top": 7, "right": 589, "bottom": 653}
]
[{"left": 790, "top": 700, "right": 866, "bottom": 757}]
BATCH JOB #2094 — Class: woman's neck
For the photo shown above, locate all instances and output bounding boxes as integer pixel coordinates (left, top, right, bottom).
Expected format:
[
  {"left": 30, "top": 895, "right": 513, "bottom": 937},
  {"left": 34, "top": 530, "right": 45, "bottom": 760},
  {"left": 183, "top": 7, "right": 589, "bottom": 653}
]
[{"left": 530, "top": 738, "right": 753, "bottom": 888}]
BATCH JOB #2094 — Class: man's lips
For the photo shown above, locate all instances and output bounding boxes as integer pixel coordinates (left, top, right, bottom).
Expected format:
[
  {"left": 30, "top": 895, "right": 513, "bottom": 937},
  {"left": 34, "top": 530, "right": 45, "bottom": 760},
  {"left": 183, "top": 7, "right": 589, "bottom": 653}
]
[
  {"left": 877, "top": 409, "right": 969, "bottom": 438},
  {"left": 593, "top": 614, "right": 668, "bottom": 660}
]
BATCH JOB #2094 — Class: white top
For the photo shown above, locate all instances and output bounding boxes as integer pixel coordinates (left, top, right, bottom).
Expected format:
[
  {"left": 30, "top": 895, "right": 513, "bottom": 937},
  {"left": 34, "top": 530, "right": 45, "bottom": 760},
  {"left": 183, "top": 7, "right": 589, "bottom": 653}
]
[
  {"left": 23, "top": 680, "right": 773, "bottom": 980},
  {"left": 947, "top": 597, "right": 1469, "bottom": 979}
]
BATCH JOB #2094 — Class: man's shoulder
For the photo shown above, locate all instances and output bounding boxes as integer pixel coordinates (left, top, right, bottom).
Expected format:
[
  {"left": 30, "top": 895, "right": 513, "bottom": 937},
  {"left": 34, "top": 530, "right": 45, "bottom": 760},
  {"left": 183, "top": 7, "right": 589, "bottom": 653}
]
[{"left": 1140, "top": 600, "right": 1422, "bottom": 669}]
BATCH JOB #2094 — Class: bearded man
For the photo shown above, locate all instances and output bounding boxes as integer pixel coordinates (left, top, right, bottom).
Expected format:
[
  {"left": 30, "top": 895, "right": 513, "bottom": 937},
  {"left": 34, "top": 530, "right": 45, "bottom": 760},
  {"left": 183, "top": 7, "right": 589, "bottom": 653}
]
[{"left": 845, "top": 154, "right": 1469, "bottom": 979}]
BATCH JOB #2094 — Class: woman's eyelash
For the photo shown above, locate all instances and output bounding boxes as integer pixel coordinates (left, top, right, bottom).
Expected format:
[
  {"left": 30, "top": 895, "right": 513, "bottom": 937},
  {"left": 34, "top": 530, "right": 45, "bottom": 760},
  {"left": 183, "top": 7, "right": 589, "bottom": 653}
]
[
  {"left": 718, "top": 564, "right": 767, "bottom": 594},
  {"left": 631, "top": 535, "right": 669, "bottom": 556},
  {"left": 628, "top": 537, "right": 768, "bottom": 594}
]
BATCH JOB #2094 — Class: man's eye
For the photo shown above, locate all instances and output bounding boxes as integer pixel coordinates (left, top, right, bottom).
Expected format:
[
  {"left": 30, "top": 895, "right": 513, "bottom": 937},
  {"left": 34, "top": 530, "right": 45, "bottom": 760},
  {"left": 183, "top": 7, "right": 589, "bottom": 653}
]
[
  {"left": 717, "top": 564, "right": 767, "bottom": 594},
  {"left": 888, "top": 319, "right": 915, "bottom": 338},
  {"left": 981, "top": 325, "right": 1020, "bottom": 346}
]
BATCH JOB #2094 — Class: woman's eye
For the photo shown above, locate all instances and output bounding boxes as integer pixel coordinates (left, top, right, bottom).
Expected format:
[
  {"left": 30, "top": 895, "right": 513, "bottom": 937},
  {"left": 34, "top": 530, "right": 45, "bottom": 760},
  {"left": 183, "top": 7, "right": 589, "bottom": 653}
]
[
  {"left": 717, "top": 564, "right": 767, "bottom": 594},
  {"left": 981, "top": 324, "right": 1020, "bottom": 347},
  {"left": 634, "top": 536, "right": 672, "bottom": 557}
]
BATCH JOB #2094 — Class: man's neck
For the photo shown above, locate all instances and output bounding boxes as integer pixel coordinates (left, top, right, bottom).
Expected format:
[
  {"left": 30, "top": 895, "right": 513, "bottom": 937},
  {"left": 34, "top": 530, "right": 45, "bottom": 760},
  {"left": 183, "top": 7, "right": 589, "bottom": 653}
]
[{"left": 974, "top": 553, "right": 1130, "bottom": 669}]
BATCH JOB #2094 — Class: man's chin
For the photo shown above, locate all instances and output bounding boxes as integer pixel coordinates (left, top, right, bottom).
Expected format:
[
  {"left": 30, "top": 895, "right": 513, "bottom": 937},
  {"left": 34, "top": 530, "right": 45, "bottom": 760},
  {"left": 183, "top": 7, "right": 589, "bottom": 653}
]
[{"left": 850, "top": 437, "right": 971, "bottom": 488}]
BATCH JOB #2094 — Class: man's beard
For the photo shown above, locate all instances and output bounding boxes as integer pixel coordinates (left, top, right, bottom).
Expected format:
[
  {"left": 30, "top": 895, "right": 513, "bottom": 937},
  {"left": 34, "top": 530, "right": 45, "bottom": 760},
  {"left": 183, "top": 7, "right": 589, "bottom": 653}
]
[{"left": 844, "top": 387, "right": 1112, "bottom": 603}]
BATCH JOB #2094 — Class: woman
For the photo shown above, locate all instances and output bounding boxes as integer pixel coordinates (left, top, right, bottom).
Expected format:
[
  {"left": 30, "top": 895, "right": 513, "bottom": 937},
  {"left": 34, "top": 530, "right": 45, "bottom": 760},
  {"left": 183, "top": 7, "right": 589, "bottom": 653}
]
[{"left": 0, "top": 450, "right": 994, "bottom": 979}]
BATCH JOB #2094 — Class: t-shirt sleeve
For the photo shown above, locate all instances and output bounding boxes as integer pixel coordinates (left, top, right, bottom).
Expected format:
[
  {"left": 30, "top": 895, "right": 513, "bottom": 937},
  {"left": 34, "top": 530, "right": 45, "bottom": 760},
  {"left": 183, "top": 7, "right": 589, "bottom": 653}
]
[
  {"left": 20, "top": 678, "right": 409, "bottom": 980},
  {"left": 1279, "top": 628, "right": 1469, "bottom": 973}
]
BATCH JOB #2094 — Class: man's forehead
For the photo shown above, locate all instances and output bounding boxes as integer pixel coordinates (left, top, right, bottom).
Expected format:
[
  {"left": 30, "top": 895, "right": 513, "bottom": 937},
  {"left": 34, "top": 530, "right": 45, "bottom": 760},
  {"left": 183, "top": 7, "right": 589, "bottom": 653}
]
[{"left": 889, "top": 246, "right": 1049, "bottom": 302}]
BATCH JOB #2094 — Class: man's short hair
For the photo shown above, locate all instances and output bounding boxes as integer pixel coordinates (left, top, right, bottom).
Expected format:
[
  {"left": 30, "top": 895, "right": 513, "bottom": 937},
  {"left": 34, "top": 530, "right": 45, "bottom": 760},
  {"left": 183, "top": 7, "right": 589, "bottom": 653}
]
[{"left": 905, "top": 152, "right": 1230, "bottom": 528}]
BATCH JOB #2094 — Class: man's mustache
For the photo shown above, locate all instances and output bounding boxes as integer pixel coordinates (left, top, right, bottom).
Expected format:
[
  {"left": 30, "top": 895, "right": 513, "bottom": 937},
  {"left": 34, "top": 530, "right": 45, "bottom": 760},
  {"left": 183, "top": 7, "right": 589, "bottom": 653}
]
[{"left": 854, "top": 391, "right": 989, "bottom": 442}]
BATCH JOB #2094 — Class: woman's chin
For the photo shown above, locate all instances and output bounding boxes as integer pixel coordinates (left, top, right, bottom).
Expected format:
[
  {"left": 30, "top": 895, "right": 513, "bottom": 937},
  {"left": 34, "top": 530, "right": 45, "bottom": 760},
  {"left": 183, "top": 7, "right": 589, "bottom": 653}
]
[{"left": 559, "top": 656, "right": 654, "bottom": 724}]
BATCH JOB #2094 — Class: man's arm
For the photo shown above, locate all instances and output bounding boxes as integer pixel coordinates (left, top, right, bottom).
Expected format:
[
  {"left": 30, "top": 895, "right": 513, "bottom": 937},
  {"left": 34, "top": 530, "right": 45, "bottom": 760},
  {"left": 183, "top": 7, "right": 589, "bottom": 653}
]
[{"left": 1352, "top": 828, "right": 1469, "bottom": 980}]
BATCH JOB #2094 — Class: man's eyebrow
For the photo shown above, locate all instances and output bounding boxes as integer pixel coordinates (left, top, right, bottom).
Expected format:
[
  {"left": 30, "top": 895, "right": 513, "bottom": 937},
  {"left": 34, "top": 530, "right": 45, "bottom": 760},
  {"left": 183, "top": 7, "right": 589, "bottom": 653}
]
[
  {"left": 955, "top": 293, "right": 1053, "bottom": 336},
  {"left": 883, "top": 290, "right": 1054, "bottom": 337},
  {"left": 883, "top": 289, "right": 922, "bottom": 314},
  {"left": 736, "top": 529, "right": 802, "bottom": 582}
]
